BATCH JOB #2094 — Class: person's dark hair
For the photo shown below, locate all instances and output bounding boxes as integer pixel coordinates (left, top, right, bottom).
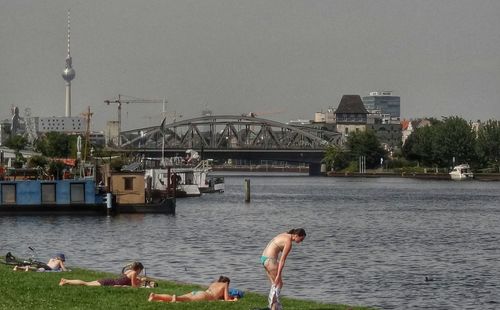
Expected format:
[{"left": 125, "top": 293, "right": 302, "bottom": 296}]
[
  {"left": 288, "top": 228, "right": 306, "bottom": 237},
  {"left": 132, "top": 262, "right": 144, "bottom": 271},
  {"left": 122, "top": 261, "right": 144, "bottom": 274},
  {"left": 218, "top": 276, "right": 230, "bottom": 284}
]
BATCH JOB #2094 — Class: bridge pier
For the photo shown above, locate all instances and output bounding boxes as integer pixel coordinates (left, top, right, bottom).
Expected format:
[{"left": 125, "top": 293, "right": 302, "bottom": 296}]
[{"left": 309, "top": 163, "right": 322, "bottom": 176}]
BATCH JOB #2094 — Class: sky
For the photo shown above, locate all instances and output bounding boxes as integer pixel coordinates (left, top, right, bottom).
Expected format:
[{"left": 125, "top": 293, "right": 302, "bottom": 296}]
[{"left": 1, "top": 0, "right": 500, "bottom": 131}]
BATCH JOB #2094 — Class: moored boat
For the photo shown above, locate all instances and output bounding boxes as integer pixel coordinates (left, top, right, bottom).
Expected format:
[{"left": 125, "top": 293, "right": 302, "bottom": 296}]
[
  {"left": 141, "top": 158, "right": 224, "bottom": 197},
  {"left": 449, "top": 164, "right": 474, "bottom": 181},
  {"left": 0, "top": 170, "right": 175, "bottom": 215}
]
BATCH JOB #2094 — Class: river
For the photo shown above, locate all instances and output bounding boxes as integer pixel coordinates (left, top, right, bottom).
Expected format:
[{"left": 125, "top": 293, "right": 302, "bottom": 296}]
[{"left": 1, "top": 173, "right": 499, "bottom": 309}]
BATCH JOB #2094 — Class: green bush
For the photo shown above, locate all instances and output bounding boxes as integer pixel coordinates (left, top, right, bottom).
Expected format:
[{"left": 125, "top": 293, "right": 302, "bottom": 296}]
[
  {"left": 27, "top": 155, "right": 49, "bottom": 169},
  {"left": 386, "top": 158, "right": 416, "bottom": 169}
]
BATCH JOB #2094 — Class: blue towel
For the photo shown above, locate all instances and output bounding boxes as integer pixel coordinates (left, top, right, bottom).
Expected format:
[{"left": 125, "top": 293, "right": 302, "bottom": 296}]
[{"left": 228, "top": 288, "right": 245, "bottom": 298}]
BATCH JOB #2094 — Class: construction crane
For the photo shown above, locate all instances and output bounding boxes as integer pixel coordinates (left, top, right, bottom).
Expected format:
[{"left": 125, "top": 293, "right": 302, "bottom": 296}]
[
  {"left": 104, "top": 94, "right": 166, "bottom": 146},
  {"left": 243, "top": 108, "right": 286, "bottom": 118},
  {"left": 81, "top": 106, "right": 93, "bottom": 161}
]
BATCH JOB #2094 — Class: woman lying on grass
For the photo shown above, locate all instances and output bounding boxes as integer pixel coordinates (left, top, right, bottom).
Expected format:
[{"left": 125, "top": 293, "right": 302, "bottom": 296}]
[
  {"left": 59, "top": 262, "right": 143, "bottom": 287},
  {"left": 13, "top": 253, "right": 67, "bottom": 272},
  {"left": 148, "top": 276, "right": 238, "bottom": 303}
]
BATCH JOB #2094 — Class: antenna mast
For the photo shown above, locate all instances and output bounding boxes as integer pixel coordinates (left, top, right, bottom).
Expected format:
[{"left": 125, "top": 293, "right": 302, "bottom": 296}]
[{"left": 62, "top": 9, "right": 76, "bottom": 117}]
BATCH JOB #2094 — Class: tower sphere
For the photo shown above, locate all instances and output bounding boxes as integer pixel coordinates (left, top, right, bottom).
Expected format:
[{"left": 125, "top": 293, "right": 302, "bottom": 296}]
[{"left": 62, "top": 67, "right": 75, "bottom": 81}]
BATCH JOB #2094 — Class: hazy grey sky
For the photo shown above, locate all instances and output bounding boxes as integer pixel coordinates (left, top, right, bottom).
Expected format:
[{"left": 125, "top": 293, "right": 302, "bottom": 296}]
[{"left": 1, "top": 0, "right": 499, "bottom": 131}]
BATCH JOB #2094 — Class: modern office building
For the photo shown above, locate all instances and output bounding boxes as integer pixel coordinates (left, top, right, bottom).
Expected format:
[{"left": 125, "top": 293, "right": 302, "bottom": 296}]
[{"left": 362, "top": 91, "right": 400, "bottom": 119}]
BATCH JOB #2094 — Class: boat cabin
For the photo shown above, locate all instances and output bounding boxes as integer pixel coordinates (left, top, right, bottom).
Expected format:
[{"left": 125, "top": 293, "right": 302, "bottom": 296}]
[
  {"left": 108, "top": 172, "right": 146, "bottom": 204},
  {"left": 0, "top": 179, "right": 97, "bottom": 206}
]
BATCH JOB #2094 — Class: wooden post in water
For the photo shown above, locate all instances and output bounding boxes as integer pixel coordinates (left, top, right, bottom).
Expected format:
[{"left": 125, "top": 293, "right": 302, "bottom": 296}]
[
  {"left": 244, "top": 178, "right": 251, "bottom": 202},
  {"left": 106, "top": 192, "right": 113, "bottom": 216}
]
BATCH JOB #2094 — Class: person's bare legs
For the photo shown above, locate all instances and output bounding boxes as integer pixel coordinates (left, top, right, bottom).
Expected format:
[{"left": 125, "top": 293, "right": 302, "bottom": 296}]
[
  {"left": 175, "top": 292, "right": 209, "bottom": 302},
  {"left": 59, "top": 279, "right": 101, "bottom": 286},
  {"left": 264, "top": 259, "right": 281, "bottom": 310},
  {"left": 148, "top": 293, "right": 174, "bottom": 302}
]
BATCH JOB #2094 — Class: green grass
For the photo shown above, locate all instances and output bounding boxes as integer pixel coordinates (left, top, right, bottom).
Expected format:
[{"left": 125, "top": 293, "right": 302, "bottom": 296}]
[{"left": 0, "top": 263, "right": 371, "bottom": 310}]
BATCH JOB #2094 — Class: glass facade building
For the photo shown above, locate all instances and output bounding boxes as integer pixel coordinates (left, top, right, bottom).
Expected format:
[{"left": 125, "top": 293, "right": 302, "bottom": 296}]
[{"left": 362, "top": 91, "right": 400, "bottom": 118}]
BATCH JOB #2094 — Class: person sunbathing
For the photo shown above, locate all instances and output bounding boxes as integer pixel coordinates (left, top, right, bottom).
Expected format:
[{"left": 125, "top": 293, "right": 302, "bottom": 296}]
[
  {"left": 13, "top": 253, "right": 67, "bottom": 272},
  {"left": 148, "top": 276, "right": 238, "bottom": 303},
  {"left": 59, "top": 262, "right": 143, "bottom": 287}
]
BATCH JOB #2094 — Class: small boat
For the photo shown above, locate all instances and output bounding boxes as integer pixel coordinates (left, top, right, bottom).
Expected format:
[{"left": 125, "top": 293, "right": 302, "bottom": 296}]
[
  {"left": 173, "top": 158, "right": 224, "bottom": 194},
  {"left": 143, "top": 158, "right": 224, "bottom": 197},
  {"left": 145, "top": 168, "right": 201, "bottom": 198},
  {"left": 201, "top": 176, "right": 225, "bottom": 193},
  {"left": 449, "top": 164, "right": 474, "bottom": 181}
]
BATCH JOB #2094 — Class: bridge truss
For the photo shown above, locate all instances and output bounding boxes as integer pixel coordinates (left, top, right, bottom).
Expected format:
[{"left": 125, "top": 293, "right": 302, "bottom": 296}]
[{"left": 120, "top": 115, "right": 341, "bottom": 150}]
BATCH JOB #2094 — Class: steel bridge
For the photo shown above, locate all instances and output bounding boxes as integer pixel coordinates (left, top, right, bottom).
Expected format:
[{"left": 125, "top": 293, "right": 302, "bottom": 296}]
[{"left": 119, "top": 115, "right": 341, "bottom": 174}]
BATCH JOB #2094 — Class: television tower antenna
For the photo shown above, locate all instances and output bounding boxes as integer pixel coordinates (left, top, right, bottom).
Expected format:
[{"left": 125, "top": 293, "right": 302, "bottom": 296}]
[{"left": 62, "top": 9, "right": 76, "bottom": 117}]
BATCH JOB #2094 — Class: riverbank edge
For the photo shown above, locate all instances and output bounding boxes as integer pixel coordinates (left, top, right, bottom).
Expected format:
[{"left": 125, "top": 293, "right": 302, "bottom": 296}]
[
  {"left": 0, "top": 263, "right": 371, "bottom": 309},
  {"left": 326, "top": 171, "right": 500, "bottom": 181},
  {"left": 213, "top": 165, "right": 500, "bottom": 181}
]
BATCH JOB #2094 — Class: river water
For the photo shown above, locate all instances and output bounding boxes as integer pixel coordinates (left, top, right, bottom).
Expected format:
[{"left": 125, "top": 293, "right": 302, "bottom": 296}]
[{"left": 1, "top": 173, "right": 499, "bottom": 309}]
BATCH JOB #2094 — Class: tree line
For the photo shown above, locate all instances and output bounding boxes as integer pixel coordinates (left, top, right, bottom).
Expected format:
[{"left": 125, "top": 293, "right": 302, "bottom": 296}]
[{"left": 323, "top": 116, "right": 500, "bottom": 172}]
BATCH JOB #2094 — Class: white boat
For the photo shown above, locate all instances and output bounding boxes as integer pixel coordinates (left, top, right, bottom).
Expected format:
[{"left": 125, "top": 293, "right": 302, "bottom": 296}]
[
  {"left": 449, "top": 164, "right": 474, "bottom": 180},
  {"left": 145, "top": 168, "right": 201, "bottom": 197},
  {"left": 144, "top": 159, "right": 224, "bottom": 197},
  {"left": 201, "top": 176, "right": 225, "bottom": 193}
]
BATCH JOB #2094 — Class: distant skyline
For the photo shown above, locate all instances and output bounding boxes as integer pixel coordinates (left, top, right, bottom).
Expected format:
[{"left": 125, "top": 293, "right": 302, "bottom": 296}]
[{"left": 1, "top": 0, "right": 499, "bottom": 131}]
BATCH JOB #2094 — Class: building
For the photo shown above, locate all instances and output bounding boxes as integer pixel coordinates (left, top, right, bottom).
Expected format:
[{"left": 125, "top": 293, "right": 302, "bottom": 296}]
[
  {"left": 367, "top": 114, "right": 402, "bottom": 150},
  {"left": 313, "top": 107, "right": 336, "bottom": 124},
  {"left": 335, "top": 95, "right": 369, "bottom": 140},
  {"left": 37, "top": 117, "right": 85, "bottom": 133},
  {"left": 105, "top": 121, "right": 120, "bottom": 146},
  {"left": 287, "top": 119, "right": 311, "bottom": 125},
  {"left": 401, "top": 118, "right": 432, "bottom": 146},
  {"left": 362, "top": 91, "right": 400, "bottom": 119},
  {"left": 0, "top": 121, "right": 12, "bottom": 146}
]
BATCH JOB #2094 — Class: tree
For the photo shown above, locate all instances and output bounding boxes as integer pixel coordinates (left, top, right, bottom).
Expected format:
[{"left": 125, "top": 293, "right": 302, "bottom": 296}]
[
  {"left": 322, "top": 145, "right": 349, "bottom": 171},
  {"left": 110, "top": 157, "right": 125, "bottom": 172},
  {"left": 346, "top": 130, "right": 387, "bottom": 169},
  {"left": 403, "top": 117, "right": 477, "bottom": 168},
  {"left": 5, "top": 135, "right": 28, "bottom": 168},
  {"left": 433, "top": 116, "right": 477, "bottom": 167},
  {"left": 476, "top": 120, "right": 500, "bottom": 170},
  {"left": 27, "top": 155, "right": 49, "bottom": 169},
  {"left": 5, "top": 135, "right": 27, "bottom": 152},
  {"left": 48, "top": 160, "right": 66, "bottom": 180},
  {"left": 402, "top": 125, "right": 436, "bottom": 166},
  {"left": 35, "top": 132, "right": 77, "bottom": 158}
]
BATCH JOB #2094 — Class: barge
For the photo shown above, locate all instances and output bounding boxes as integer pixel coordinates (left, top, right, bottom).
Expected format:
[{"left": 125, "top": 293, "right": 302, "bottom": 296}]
[{"left": 0, "top": 171, "right": 175, "bottom": 215}]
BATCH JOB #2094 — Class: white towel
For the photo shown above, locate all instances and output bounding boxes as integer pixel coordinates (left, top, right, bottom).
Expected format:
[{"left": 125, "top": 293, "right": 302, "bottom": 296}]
[{"left": 268, "top": 285, "right": 282, "bottom": 310}]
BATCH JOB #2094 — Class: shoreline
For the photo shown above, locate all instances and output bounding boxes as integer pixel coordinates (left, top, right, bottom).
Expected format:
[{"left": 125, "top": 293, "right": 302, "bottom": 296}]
[
  {"left": 213, "top": 165, "right": 500, "bottom": 181},
  {"left": 327, "top": 171, "right": 500, "bottom": 181},
  {"left": 212, "top": 165, "right": 309, "bottom": 173},
  {"left": 0, "top": 263, "right": 370, "bottom": 309}
]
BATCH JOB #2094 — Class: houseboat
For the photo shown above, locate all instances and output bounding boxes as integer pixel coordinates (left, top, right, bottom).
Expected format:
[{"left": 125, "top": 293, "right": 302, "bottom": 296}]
[{"left": 0, "top": 170, "right": 175, "bottom": 215}]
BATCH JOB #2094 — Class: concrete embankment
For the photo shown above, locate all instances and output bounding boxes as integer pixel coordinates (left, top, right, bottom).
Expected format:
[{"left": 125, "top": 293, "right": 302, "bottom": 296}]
[
  {"left": 213, "top": 165, "right": 309, "bottom": 173},
  {"left": 327, "top": 171, "right": 500, "bottom": 181}
]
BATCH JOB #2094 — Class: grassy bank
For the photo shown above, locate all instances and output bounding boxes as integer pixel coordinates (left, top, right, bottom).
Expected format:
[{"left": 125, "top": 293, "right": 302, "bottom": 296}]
[{"left": 0, "top": 263, "right": 370, "bottom": 310}]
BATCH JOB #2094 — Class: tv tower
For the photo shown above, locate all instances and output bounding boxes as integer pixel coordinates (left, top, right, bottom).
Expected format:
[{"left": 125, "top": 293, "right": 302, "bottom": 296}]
[{"left": 62, "top": 9, "right": 76, "bottom": 117}]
